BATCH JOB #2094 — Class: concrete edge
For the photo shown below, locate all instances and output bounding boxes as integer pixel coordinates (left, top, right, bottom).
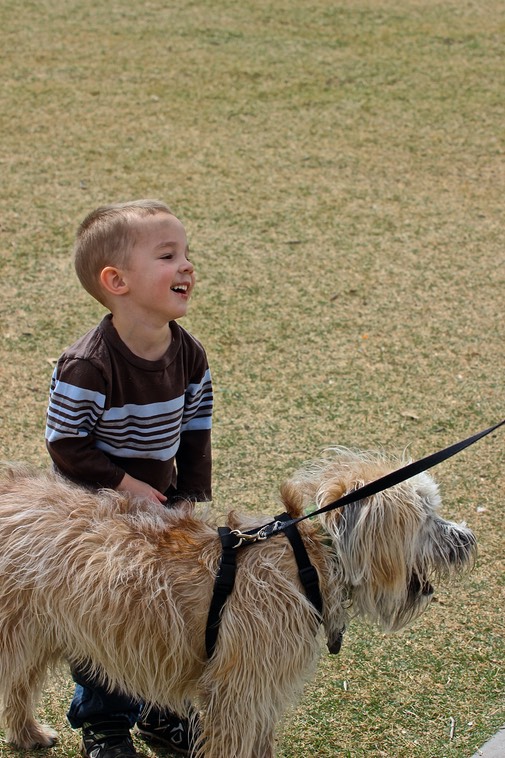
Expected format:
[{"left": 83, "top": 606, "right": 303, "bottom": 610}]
[{"left": 471, "top": 725, "right": 505, "bottom": 757}]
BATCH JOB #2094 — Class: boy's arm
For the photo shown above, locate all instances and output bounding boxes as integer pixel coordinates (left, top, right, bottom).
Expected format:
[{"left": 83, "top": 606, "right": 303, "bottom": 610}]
[
  {"left": 45, "top": 357, "right": 125, "bottom": 489},
  {"left": 172, "top": 429, "right": 212, "bottom": 502},
  {"left": 172, "top": 364, "right": 213, "bottom": 502}
]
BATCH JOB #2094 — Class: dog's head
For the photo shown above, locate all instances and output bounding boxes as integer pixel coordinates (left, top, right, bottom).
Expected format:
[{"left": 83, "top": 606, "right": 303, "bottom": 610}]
[{"left": 285, "top": 448, "right": 477, "bottom": 632}]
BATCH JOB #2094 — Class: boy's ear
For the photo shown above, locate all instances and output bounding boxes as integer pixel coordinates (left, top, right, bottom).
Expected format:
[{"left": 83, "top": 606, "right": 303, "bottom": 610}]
[{"left": 99, "top": 266, "right": 129, "bottom": 297}]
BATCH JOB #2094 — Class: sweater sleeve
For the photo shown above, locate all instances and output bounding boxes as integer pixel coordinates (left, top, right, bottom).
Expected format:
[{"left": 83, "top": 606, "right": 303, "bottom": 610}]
[
  {"left": 173, "top": 429, "right": 212, "bottom": 502},
  {"left": 45, "top": 357, "right": 125, "bottom": 489},
  {"left": 172, "top": 363, "right": 213, "bottom": 502}
]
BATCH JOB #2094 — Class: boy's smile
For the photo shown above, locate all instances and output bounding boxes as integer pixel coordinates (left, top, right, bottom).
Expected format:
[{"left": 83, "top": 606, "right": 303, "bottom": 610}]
[{"left": 171, "top": 283, "right": 190, "bottom": 296}]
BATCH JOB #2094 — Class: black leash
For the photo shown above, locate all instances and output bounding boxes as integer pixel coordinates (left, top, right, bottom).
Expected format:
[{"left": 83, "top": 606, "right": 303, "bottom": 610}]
[
  {"left": 232, "top": 417, "right": 505, "bottom": 545},
  {"left": 205, "top": 418, "right": 504, "bottom": 658}
]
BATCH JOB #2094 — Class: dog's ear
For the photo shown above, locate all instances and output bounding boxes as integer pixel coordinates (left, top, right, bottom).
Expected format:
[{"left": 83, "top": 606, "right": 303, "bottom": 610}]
[
  {"left": 279, "top": 481, "right": 307, "bottom": 518},
  {"left": 322, "top": 488, "right": 422, "bottom": 594}
]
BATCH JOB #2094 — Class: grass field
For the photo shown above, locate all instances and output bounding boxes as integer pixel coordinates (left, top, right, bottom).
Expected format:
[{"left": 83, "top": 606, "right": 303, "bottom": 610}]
[{"left": 0, "top": 0, "right": 504, "bottom": 756}]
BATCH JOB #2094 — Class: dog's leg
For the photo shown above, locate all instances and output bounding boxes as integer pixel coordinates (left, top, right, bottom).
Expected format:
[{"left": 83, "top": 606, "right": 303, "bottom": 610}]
[
  {"left": 251, "top": 729, "right": 275, "bottom": 758},
  {"left": 2, "top": 660, "right": 58, "bottom": 749},
  {"left": 196, "top": 687, "right": 278, "bottom": 758},
  {"left": 197, "top": 699, "right": 262, "bottom": 758}
]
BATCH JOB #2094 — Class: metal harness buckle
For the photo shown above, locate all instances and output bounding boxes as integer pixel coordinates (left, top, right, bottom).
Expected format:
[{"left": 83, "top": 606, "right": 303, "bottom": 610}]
[
  {"left": 229, "top": 519, "right": 285, "bottom": 547},
  {"left": 229, "top": 528, "right": 263, "bottom": 548}
]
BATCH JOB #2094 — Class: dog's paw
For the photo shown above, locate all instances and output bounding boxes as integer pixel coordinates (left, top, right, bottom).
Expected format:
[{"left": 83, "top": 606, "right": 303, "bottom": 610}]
[
  {"left": 6, "top": 723, "right": 59, "bottom": 749},
  {"left": 37, "top": 725, "right": 59, "bottom": 747}
]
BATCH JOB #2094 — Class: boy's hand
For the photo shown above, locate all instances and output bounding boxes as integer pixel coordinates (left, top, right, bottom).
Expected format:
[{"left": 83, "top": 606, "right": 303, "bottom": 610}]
[{"left": 116, "top": 473, "right": 167, "bottom": 504}]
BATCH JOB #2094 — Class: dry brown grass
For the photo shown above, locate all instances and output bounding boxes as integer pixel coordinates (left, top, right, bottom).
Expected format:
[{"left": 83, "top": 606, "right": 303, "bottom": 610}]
[{"left": 1, "top": 0, "right": 504, "bottom": 755}]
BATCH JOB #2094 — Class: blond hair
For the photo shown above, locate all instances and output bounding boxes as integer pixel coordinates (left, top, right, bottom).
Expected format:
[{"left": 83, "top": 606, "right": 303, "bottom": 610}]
[{"left": 74, "top": 199, "right": 174, "bottom": 304}]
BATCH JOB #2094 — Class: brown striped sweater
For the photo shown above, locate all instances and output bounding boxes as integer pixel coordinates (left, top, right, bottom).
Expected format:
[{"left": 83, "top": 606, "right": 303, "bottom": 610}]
[{"left": 45, "top": 314, "right": 212, "bottom": 500}]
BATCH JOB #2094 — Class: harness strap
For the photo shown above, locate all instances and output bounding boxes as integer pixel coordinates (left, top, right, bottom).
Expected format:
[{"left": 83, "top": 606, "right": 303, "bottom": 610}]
[
  {"left": 205, "top": 527, "right": 237, "bottom": 659},
  {"left": 275, "top": 513, "right": 323, "bottom": 616}
]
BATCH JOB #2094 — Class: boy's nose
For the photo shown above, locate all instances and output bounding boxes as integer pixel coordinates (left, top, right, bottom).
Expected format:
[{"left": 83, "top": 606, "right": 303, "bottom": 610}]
[{"left": 181, "top": 258, "right": 194, "bottom": 273}]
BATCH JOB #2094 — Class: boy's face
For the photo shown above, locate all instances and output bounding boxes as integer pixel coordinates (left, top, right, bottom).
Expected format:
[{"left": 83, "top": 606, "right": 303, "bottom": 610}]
[{"left": 120, "top": 212, "right": 196, "bottom": 323}]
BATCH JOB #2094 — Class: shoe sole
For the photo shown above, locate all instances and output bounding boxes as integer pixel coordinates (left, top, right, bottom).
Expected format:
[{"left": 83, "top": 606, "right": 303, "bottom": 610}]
[
  {"left": 136, "top": 727, "right": 189, "bottom": 755},
  {"left": 80, "top": 738, "right": 138, "bottom": 758}
]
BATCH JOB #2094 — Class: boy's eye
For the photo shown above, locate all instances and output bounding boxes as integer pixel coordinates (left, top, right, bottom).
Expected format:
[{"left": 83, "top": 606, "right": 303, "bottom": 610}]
[{"left": 161, "top": 254, "right": 174, "bottom": 260}]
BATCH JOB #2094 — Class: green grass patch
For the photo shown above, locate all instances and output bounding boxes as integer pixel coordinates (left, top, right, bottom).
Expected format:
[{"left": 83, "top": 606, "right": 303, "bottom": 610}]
[{"left": 1, "top": 0, "right": 504, "bottom": 755}]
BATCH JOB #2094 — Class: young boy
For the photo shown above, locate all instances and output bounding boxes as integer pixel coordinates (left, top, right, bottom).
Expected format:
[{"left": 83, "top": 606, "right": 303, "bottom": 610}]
[{"left": 45, "top": 200, "right": 213, "bottom": 758}]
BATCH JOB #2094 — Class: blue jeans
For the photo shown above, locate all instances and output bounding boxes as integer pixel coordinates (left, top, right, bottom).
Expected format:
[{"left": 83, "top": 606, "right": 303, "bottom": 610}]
[{"left": 67, "top": 666, "right": 165, "bottom": 729}]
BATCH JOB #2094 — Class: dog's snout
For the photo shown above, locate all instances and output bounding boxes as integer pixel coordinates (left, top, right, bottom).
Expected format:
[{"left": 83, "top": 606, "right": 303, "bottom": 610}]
[
  {"left": 447, "top": 526, "right": 477, "bottom": 565},
  {"left": 409, "top": 572, "right": 434, "bottom": 597}
]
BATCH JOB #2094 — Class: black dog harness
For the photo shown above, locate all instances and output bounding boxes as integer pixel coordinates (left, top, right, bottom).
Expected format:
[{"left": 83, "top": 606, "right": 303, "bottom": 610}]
[
  {"left": 205, "top": 514, "right": 324, "bottom": 659},
  {"left": 205, "top": 418, "right": 504, "bottom": 659}
]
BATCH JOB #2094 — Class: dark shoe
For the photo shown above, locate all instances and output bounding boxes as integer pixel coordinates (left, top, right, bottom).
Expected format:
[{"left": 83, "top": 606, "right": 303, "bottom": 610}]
[
  {"left": 137, "top": 710, "right": 200, "bottom": 755},
  {"left": 81, "top": 718, "right": 137, "bottom": 758}
]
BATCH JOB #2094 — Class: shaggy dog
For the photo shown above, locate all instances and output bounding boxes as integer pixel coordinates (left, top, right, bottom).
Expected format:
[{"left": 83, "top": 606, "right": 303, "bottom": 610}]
[{"left": 0, "top": 450, "right": 476, "bottom": 757}]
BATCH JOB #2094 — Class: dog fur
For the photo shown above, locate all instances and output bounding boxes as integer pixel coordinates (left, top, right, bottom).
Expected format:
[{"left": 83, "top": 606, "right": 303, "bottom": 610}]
[{"left": 0, "top": 449, "right": 476, "bottom": 757}]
